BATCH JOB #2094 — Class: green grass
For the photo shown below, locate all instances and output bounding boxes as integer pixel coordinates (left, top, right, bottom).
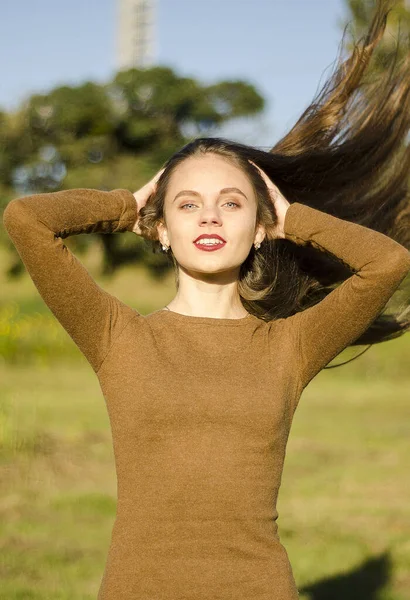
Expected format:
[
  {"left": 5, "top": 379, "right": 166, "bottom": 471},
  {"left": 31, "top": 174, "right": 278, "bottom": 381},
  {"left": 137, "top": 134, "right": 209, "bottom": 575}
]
[
  {"left": 2, "top": 355, "right": 410, "bottom": 599},
  {"left": 282, "top": 375, "right": 410, "bottom": 599}
]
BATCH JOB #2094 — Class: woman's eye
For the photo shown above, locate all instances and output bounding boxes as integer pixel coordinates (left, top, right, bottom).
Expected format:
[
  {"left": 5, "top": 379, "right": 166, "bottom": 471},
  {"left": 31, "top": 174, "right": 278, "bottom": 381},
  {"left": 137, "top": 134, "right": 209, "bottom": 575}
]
[{"left": 180, "top": 202, "right": 240, "bottom": 210}]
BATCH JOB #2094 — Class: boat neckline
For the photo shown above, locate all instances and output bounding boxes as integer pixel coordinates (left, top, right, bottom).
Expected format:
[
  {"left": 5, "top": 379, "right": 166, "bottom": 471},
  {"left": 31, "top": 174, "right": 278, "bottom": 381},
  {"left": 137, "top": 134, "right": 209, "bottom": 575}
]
[{"left": 150, "top": 309, "right": 259, "bottom": 325}]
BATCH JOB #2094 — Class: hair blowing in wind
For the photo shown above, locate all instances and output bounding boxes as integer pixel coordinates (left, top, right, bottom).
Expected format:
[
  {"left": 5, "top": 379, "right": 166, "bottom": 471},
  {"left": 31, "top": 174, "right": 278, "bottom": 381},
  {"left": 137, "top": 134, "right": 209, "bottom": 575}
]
[{"left": 138, "top": 0, "right": 410, "bottom": 367}]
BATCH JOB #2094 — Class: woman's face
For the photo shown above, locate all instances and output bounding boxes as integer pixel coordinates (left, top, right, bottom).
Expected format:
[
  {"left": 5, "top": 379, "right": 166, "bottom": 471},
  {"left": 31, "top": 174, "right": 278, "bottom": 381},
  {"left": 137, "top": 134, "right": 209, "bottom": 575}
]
[{"left": 158, "top": 154, "right": 264, "bottom": 277}]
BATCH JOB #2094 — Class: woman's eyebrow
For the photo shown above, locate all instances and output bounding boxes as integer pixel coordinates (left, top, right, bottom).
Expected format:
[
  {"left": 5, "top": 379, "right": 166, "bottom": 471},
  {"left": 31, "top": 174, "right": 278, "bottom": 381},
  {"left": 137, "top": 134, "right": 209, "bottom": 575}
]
[{"left": 173, "top": 187, "right": 248, "bottom": 202}]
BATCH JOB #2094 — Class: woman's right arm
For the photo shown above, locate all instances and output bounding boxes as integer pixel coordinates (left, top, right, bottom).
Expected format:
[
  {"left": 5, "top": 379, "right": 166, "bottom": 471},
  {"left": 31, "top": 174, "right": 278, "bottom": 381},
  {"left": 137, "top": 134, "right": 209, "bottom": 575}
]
[
  {"left": 2, "top": 187, "right": 139, "bottom": 374},
  {"left": 281, "top": 202, "right": 410, "bottom": 395}
]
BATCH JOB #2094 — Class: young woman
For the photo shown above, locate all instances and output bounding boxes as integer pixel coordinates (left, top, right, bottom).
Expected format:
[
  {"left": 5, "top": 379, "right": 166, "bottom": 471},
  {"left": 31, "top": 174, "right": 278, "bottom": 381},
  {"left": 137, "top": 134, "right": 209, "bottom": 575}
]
[{"left": 3, "top": 1, "right": 410, "bottom": 599}]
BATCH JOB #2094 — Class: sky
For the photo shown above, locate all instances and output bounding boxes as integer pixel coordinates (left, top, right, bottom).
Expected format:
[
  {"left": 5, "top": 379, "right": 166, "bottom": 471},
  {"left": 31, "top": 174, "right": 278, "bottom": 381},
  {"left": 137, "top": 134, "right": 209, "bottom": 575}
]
[{"left": 0, "top": 0, "right": 350, "bottom": 146}]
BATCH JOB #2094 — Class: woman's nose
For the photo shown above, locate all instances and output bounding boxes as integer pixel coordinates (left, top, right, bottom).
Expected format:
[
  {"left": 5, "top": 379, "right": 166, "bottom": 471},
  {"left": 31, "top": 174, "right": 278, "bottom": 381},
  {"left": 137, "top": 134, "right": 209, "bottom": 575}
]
[{"left": 199, "top": 208, "right": 222, "bottom": 225}]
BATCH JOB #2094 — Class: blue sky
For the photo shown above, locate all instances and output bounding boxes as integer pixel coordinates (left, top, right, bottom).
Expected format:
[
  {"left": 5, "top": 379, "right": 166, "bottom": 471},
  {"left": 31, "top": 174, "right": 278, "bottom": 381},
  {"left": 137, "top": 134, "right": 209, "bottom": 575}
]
[{"left": 0, "top": 0, "right": 349, "bottom": 146}]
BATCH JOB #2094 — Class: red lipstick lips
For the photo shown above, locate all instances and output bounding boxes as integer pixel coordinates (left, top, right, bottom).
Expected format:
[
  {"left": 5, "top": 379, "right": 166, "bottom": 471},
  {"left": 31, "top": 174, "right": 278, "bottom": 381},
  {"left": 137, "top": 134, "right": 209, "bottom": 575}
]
[
  {"left": 193, "top": 234, "right": 227, "bottom": 252},
  {"left": 193, "top": 234, "right": 226, "bottom": 243}
]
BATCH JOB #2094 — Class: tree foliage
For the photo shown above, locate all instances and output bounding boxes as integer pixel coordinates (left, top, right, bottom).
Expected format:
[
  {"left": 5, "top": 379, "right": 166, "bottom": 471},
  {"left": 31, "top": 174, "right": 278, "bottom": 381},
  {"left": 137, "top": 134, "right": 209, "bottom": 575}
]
[
  {"left": 341, "top": 0, "right": 410, "bottom": 75},
  {"left": 0, "top": 66, "right": 265, "bottom": 278}
]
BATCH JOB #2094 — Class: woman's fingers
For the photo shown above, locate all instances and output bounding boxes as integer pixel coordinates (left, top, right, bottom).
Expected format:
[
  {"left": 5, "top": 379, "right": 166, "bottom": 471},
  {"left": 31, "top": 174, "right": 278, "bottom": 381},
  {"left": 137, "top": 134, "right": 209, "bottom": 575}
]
[
  {"left": 248, "top": 160, "right": 290, "bottom": 239},
  {"left": 151, "top": 167, "right": 166, "bottom": 187},
  {"left": 249, "top": 161, "right": 279, "bottom": 196}
]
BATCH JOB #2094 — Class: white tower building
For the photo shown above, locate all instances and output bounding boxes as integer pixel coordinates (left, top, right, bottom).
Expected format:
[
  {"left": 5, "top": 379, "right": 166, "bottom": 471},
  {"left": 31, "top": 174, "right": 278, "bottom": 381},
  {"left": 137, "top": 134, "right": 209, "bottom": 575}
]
[{"left": 117, "top": 0, "right": 157, "bottom": 70}]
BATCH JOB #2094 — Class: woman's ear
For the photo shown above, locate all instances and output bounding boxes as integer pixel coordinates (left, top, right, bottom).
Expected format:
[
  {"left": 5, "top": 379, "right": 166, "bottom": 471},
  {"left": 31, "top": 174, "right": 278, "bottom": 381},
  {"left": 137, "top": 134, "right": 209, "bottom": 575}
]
[
  {"left": 254, "top": 223, "right": 266, "bottom": 247},
  {"left": 157, "top": 220, "right": 169, "bottom": 247}
]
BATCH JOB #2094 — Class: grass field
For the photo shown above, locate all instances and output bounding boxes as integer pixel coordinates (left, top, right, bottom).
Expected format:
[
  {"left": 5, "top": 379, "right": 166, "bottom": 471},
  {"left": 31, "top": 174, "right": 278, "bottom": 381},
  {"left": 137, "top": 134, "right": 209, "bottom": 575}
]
[{"left": 1, "top": 252, "right": 409, "bottom": 599}]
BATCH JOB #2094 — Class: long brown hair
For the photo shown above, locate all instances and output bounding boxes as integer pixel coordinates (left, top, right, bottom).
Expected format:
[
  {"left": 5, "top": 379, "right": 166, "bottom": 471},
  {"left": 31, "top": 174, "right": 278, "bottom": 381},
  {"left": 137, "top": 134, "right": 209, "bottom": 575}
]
[{"left": 138, "top": 0, "right": 410, "bottom": 366}]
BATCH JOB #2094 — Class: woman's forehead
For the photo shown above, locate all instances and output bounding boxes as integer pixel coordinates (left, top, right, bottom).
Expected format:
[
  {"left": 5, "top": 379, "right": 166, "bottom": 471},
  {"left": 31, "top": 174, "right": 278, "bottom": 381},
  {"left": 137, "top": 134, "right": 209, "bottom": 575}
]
[{"left": 169, "top": 155, "right": 250, "bottom": 188}]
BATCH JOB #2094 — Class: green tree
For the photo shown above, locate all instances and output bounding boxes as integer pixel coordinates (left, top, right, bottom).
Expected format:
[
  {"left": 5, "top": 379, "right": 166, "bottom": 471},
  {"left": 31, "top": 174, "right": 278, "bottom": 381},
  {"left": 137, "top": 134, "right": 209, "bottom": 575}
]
[
  {"left": 1, "top": 66, "right": 265, "bottom": 278},
  {"left": 340, "top": 0, "right": 410, "bottom": 75}
]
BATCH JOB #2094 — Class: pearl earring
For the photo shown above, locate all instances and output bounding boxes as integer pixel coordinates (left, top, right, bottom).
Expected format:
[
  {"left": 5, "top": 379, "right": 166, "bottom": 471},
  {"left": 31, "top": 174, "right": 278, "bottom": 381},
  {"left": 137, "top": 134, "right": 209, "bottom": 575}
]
[
  {"left": 254, "top": 242, "right": 261, "bottom": 250},
  {"left": 162, "top": 244, "right": 169, "bottom": 252}
]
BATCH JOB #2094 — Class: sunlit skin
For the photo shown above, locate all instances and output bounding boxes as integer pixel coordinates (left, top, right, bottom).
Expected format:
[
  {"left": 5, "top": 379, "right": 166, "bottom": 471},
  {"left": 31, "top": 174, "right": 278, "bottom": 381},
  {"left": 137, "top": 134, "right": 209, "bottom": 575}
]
[{"left": 157, "top": 154, "right": 266, "bottom": 319}]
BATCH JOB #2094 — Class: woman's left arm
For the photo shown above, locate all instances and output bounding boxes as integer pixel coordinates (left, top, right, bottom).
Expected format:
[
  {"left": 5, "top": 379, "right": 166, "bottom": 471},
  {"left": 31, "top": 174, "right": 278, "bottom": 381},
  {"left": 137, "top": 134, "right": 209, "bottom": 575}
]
[{"left": 283, "top": 202, "right": 410, "bottom": 390}]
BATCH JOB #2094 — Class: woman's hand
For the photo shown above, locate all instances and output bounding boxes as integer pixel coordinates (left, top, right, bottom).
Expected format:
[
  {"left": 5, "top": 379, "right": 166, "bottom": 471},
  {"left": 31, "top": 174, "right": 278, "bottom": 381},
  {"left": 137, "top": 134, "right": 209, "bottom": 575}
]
[
  {"left": 249, "top": 161, "right": 290, "bottom": 239},
  {"left": 131, "top": 167, "right": 166, "bottom": 235}
]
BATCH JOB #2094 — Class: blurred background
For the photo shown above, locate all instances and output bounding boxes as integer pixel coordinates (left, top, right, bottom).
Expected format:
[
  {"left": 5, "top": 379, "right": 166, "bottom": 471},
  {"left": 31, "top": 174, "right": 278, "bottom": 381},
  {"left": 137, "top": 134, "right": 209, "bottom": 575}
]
[{"left": 1, "top": 1, "right": 410, "bottom": 598}]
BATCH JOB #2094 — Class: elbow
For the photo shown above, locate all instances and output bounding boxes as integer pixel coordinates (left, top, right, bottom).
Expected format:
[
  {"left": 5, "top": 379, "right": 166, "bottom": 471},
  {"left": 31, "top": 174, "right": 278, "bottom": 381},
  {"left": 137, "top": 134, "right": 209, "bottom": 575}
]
[
  {"left": 388, "top": 247, "right": 410, "bottom": 282},
  {"left": 2, "top": 199, "right": 35, "bottom": 240},
  {"left": 3, "top": 198, "right": 25, "bottom": 227}
]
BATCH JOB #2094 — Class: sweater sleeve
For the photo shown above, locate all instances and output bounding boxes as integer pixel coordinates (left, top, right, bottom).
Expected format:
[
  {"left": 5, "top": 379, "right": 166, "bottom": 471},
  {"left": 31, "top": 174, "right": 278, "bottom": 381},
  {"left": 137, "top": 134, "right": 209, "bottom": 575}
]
[
  {"left": 2, "top": 188, "right": 140, "bottom": 373},
  {"left": 282, "top": 202, "right": 410, "bottom": 392}
]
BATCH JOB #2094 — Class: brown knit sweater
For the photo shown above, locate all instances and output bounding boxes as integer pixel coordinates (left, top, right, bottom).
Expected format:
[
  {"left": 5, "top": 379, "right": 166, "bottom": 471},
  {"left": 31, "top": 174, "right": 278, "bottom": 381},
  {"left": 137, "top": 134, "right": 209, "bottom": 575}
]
[{"left": 3, "top": 188, "right": 410, "bottom": 600}]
